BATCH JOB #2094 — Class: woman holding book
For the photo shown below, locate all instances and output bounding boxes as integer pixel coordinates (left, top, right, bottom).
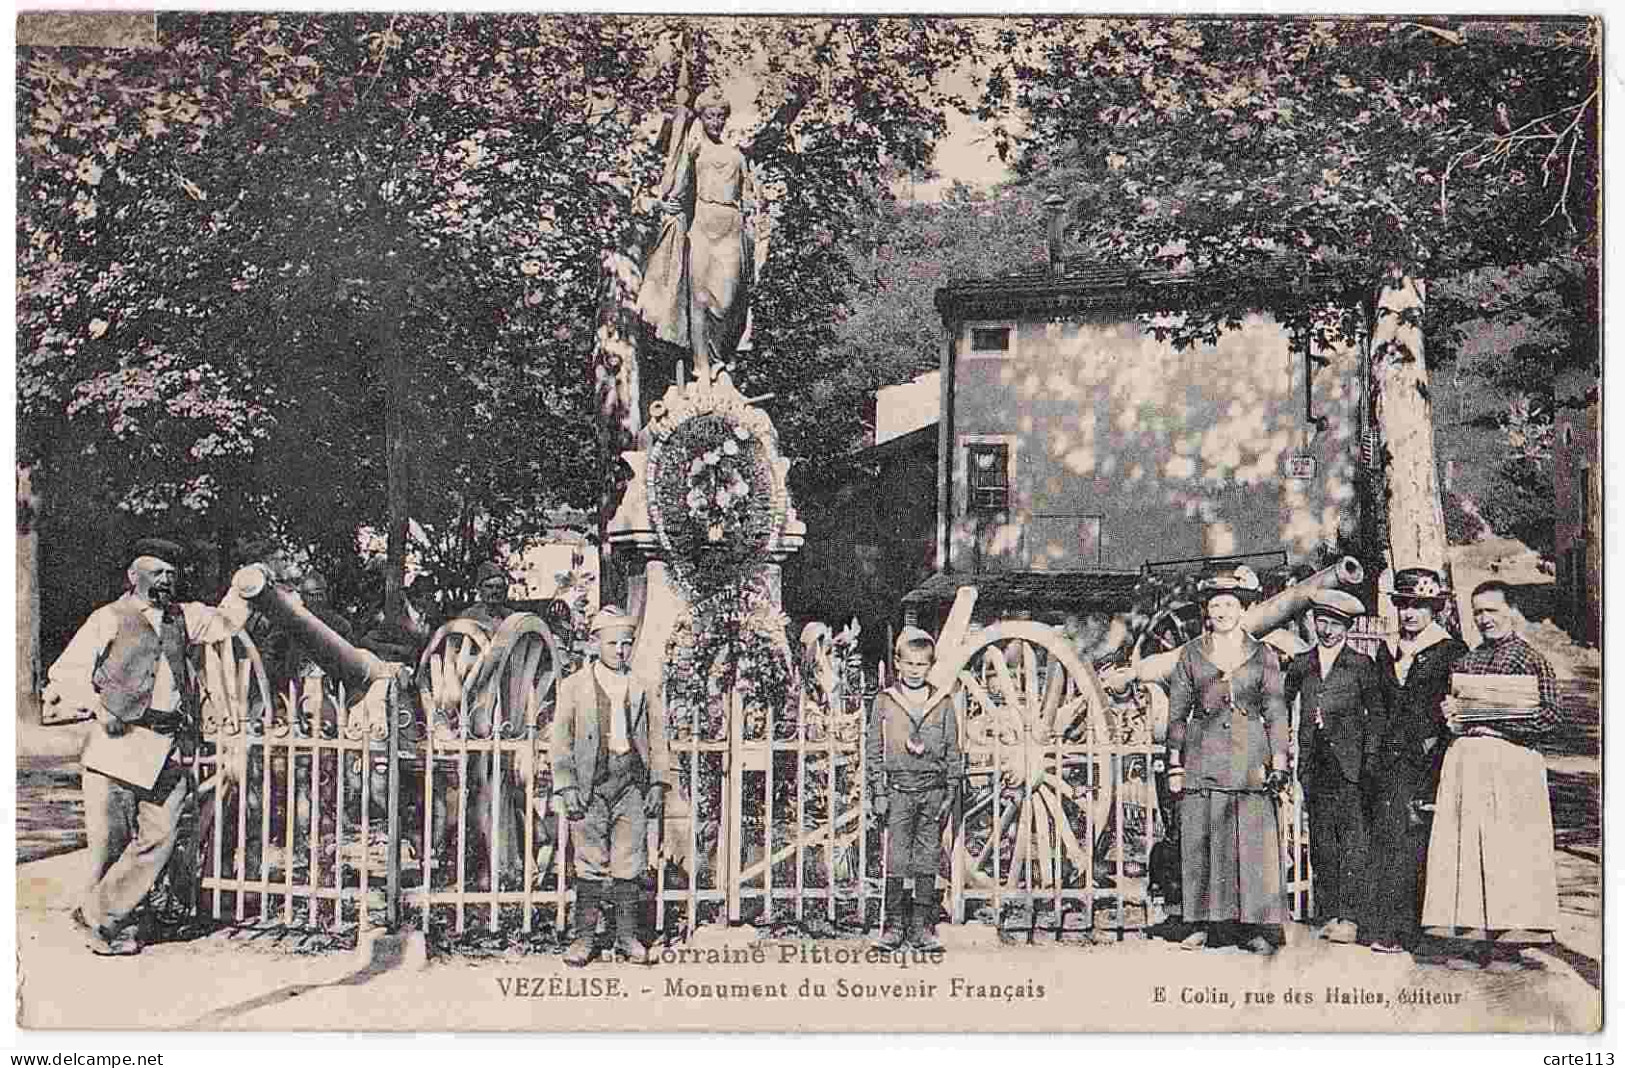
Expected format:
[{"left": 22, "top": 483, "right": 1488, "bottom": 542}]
[{"left": 1421, "top": 580, "right": 1563, "bottom": 970}]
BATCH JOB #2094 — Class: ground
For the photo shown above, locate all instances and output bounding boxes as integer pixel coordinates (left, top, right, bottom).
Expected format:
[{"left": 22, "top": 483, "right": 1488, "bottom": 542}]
[{"left": 14, "top": 539, "right": 1601, "bottom": 1033}]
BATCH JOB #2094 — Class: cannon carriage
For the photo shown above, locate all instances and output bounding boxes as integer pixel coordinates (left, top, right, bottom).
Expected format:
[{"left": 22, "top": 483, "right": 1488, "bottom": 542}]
[{"left": 189, "top": 569, "right": 573, "bottom": 932}]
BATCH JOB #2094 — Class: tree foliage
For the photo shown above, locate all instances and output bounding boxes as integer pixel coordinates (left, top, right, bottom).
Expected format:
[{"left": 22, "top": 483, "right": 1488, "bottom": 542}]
[
  {"left": 971, "top": 16, "right": 1598, "bottom": 567},
  {"left": 17, "top": 14, "right": 972, "bottom": 622},
  {"left": 976, "top": 16, "right": 1599, "bottom": 341}
]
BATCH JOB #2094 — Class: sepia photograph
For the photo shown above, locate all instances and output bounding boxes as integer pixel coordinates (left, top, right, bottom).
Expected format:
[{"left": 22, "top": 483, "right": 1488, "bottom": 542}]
[{"left": 11, "top": 10, "right": 1603, "bottom": 1038}]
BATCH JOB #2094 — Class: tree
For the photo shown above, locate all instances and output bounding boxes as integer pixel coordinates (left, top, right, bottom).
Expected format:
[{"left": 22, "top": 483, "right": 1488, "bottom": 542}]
[
  {"left": 975, "top": 16, "right": 1599, "bottom": 573},
  {"left": 18, "top": 14, "right": 976, "bottom": 655}
]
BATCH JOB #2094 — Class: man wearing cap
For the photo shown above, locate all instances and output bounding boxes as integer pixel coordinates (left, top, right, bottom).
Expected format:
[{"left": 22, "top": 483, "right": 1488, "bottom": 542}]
[
  {"left": 1284, "top": 588, "right": 1389, "bottom": 945},
  {"left": 1366, "top": 568, "right": 1467, "bottom": 954},
  {"left": 43, "top": 538, "right": 261, "bottom": 955},
  {"left": 459, "top": 561, "right": 515, "bottom": 633},
  {"left": 551, "top": 606, "right": 670, "bottom": 966}
]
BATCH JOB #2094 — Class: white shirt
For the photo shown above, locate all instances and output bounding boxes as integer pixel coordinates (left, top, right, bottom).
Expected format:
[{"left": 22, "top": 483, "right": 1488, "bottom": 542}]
[
  {"left": 45, "top": 592, "right": 251, "bottom": 715},
  {"left": 594, "top": 661, "right": 633, "bottom": 755},
  {"left": 1316, "top": 640, "right": 1346, "bottom": 680}
]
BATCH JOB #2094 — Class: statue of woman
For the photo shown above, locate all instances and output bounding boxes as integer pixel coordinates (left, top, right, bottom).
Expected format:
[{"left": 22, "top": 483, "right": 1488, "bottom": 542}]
[{"left": 637, "top": 87, "right": 766, "bottom": 390}]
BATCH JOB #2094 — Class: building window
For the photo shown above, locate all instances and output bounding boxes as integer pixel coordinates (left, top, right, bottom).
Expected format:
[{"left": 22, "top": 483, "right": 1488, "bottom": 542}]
[
  {"left": 964, "top": 322, "right": 1017, "bottom": 359},
  {"left": 966, "top": 442, "right": 1010, "bottom": 513}
]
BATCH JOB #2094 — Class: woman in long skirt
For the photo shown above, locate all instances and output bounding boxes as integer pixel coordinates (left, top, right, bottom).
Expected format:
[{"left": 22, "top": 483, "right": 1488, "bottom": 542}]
[{"left": 1166, "top": 566, "right": 1291, "bottom": 956}]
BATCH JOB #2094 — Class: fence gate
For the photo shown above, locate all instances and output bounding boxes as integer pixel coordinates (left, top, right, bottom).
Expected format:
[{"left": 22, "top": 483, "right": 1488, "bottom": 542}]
[{"left": 193, "top": 623, "right": 1313, "bottom": 937}]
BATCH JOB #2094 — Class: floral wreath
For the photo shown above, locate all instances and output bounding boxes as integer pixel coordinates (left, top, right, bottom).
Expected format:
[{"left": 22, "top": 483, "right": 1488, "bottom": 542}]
[
  {"left": 645, "top": 377, "right": 794, "bottom": 735},
  {"left": 645, "top": 377, "right": 790, "bottom": 601}
]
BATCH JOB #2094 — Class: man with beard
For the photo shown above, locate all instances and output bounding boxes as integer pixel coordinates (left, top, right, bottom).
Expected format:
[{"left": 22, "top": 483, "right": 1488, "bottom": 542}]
[{"left": 43, "top": 538, "right": 260, "bottom": 955}]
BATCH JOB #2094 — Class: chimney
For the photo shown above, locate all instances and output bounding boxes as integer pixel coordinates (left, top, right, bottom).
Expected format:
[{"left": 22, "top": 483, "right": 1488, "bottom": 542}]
[{"left": 1044, "top": 193, "right": 1067, "bottom": 275}]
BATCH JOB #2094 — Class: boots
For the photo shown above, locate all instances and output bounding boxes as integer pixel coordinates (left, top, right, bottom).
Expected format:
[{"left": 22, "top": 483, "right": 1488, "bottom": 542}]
[
  {"left": 910, "top": 878, "right": 944, "bottom": 953},
  {"left": 563, "top": 880, "right": 603, "bottom": 967},
  {"left": 611, "top": 878, "right": 651, "bottom": 965},
  {"left": 874, "top": 877, "right": 909, "bottom": 952}
]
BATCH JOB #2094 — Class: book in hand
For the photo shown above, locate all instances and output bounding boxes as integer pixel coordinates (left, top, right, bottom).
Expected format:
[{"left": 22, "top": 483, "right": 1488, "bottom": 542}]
[
  {"left": 1449, "top": 673, "right": 1541, "bottom": 724},
  {"left": 81, "top": 724, "right": 175, "bottom": 791}
]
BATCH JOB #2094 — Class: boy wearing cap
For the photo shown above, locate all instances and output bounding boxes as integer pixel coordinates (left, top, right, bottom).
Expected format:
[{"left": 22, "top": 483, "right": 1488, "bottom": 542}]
[
  {"left": 866, "top": 627, "right": 960, "bottom": 953},
  {"left": 1366, "top": 568, "right": 1467, "bottom": 954},
  {"left": 1284, "top": 588, "right": 1389, "bottom": 945},
  {"left": 44, "top": 538, "right": 260, "bottom": 955},
  {"left": 551, "top": 606, "right": 670, "bottom": 966}
]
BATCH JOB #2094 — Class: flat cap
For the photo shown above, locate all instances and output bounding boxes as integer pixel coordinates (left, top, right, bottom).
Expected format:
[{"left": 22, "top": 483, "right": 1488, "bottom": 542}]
[
  {"left": 130, "top": 536, "right": 187, "bottom": 565},
  {"left": 475, "top": 561, "right": 509, "bottom": 585},
  {"left": 1307, "top": 588, "right": 1366, "bottom": 621}
]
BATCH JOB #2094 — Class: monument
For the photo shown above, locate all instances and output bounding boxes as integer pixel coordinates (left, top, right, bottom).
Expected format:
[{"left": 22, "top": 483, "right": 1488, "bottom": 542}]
[{"left": 608, "top": 38, "right": 808, "bottom": 763}]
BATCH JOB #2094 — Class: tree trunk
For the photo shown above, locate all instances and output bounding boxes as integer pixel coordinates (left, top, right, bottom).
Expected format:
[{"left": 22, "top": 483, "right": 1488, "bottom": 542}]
[
  {"left": 1370, "top": 271, "right": 1448, "bottom": 574},
  {"left": 16, "top": 464, "right": 41, "bottom": 724},
  {"left": 382, "top": 258, "right": 411, "bottom": 623}
]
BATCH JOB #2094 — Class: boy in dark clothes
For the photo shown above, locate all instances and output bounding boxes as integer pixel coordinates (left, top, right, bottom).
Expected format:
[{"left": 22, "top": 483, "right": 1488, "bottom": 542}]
[{"left": 867, "top": 627, "right": 960, "bottom": 952}]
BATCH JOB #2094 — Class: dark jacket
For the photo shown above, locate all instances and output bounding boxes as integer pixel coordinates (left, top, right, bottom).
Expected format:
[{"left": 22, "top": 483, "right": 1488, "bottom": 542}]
[
  {"left": 1286, "top": 644, "right": 1389, "bottom": 784},
  {"left": 1372, "top": 628, "right": 1468, "bottom": 774}
]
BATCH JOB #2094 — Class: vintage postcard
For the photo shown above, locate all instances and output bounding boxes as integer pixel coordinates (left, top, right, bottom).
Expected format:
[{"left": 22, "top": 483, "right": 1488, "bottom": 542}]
[{"left": 12, "top": 10, "right": 1602, "bottom": 1039}]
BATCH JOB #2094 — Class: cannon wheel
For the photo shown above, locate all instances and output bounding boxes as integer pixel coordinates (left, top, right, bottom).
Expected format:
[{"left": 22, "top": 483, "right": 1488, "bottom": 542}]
[
  {"left": 199, "top": 629, "right": 276, "bottom": 738},
  {"left": 1133, "top": 601, "right": 1204, "bottom": 662},
  {"left": 193, "top": 630, "right": 277, "bottom": 910},
  {"left": 416, "top": 620, "right": 493, "bottom": 737},
  {"left": 937, "top": 622, "right": 1123, "bottom": 899}
]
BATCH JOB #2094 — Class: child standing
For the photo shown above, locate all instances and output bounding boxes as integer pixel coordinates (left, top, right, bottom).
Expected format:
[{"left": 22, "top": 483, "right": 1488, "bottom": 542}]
[{"left": 867, "top": 627, "right": 960, "bottom": 952}]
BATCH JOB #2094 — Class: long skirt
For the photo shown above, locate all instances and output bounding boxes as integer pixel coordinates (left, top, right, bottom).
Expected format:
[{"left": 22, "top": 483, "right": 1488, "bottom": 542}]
[
  {"left": 1421, "top": 737, "right": 1560, "bottom": 935},
  {"left": 1180, "top": 789, "right": 1287, "bottom": 924},
  {"left": 1363, "top": 760, "right": 1432, "bottom": 945}
]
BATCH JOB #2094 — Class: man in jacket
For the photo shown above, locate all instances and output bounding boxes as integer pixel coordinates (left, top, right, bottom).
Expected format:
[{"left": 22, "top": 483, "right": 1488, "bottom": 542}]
[
  {"left": 1285, "top": 588, "right": 1388, "bottom": 945},
  {"left": 1367, "top": 568, "right": 1467, "bottom": 954},
  {"left": 551, "top": 606, "right": 670, "bottom": 966},
  {"left": 43, "top": 538, "right": 260, "bottom": 955}
]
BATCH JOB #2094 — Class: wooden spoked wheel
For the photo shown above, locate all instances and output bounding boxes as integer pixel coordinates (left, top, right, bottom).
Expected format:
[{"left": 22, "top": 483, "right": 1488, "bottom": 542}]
[
  {"left": 942, "top": 622, "right": 1120, "bottom": 898},
  {"left": 198, "top": 629, "right": 277, "bottom": 785},
  {"left": 417, "top": 613, "right": 563, "bottom": 887},
  {"left": 1134, "top": 601, "right": 1204, "bottom": 659},
  {"left": 416, "top": 620, "right": 493, "bottom": 739}
]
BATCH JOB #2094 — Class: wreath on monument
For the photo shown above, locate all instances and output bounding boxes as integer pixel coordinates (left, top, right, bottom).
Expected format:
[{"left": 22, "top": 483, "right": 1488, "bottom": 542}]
[
  {"left": 645, "top": 377, "right": 794, "bottom": 736},
  {"left": 645, "top": 385, "right": 788, "bottom": 601},
  {"left": 665, "top": 576, "right": 794, "bottom": 742}
]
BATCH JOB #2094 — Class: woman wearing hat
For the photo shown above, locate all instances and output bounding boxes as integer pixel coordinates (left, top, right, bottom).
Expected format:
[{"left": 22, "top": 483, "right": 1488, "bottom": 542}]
[
  {"left": 1165, "top": 566, "right": 1291, "bottom": 955},
  {"left": 1366, "top": 568, "right": 1467, "bottom": 954}
]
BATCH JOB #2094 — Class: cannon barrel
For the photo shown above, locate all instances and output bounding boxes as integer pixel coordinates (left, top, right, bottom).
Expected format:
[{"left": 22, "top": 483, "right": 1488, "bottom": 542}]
[
  {"left": 1133, "top": 556, "right": 1366, "bottom": 687},
  {"left": 1242, "top": 555, "right": 1365, "bottom": 636},
  {"left": 233, "top": 565, "right": 399, "bottom": 690}
]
